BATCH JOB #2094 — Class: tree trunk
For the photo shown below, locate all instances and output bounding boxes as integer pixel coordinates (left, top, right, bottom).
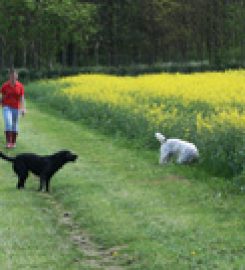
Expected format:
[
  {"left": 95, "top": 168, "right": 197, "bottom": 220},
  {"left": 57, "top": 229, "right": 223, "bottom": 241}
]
[
  {"left": 72, "top": 43, "right": 78, "bottom": 67},
  {"left": 23, "top": 44, "right": 27, "bottom": 67},
  {"left": 0, "top": 36, "right": 5, "bottom": 70},
  {"left": 9, "top": 53, "right": 15, "bottom": 68},
  {"left": 94, "top": 41, "right": 100, "bottom": 66},
  {"left": 62, "top": 46, "right": 67, "bottom": 67}
]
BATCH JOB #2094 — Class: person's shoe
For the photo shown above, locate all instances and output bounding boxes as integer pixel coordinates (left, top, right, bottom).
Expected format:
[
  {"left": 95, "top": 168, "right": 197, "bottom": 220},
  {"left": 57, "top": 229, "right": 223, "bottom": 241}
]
[
  {"left": 12, "top": 132, "right": 18, "bottom": 148},
  {"left": 5, "top": 131, "right": 12, "bottom": 149},
  {"left": 6, "top": 143, "right": 13, "bottom": 149}
]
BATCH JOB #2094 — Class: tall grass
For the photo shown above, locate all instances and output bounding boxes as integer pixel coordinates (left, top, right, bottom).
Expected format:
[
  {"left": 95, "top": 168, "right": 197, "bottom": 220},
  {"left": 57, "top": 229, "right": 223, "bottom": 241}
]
[{"left": 26, "top": 71, "right": 245, "bottom": 178}]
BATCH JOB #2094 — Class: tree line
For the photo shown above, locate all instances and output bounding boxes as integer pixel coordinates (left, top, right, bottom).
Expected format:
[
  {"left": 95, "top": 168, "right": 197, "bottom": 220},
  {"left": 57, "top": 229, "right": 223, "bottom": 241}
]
[{"left": 0, "top": 0, "right": 244, "bottom": 70}]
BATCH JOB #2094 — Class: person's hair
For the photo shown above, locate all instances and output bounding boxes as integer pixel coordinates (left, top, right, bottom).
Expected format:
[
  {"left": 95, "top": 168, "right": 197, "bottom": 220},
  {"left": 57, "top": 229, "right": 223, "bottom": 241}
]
[
  {"left": 8, "top": 68, "right": 18, "bottom": 81},
  {"left": 9, "top": 67, "right": 18, "bottom": 75}
]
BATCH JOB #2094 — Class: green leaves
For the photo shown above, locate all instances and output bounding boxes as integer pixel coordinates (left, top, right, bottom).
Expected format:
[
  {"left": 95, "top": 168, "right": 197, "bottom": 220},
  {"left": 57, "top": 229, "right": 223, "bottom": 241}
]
[{"left": 0, "top": 0, "right": 98, "bottom": 68}]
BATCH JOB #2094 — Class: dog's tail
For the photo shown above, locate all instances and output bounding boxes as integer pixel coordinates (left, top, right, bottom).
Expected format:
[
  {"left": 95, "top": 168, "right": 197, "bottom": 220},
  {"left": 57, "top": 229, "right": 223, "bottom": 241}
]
[
  {"left": 0, "top": 152, "right": 15, "bottom": 162},
  {"left": 155, "top": 132, "right": 166, "bottom": 144}
]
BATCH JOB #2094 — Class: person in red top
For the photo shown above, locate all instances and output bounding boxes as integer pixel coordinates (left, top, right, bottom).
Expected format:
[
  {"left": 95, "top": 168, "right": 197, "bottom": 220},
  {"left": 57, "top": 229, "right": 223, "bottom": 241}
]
[{"left": 0, "top": 68, "right": 26, "bottom": 148}]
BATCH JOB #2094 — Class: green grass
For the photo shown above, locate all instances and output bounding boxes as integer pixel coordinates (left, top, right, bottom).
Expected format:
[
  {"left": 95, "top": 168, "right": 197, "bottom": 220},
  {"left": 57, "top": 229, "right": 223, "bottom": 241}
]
[
  {"left": 0, "top": 101, "right": 244, "bottom": 269},
  {"left": 0, "top": 164, "right": 84, "bottom": 269}
]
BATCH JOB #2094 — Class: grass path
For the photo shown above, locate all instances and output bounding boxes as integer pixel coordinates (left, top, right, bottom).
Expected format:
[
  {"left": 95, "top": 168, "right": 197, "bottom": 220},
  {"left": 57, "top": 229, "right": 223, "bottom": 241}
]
[
  {"left": 0, "top": 101, "right": 244, "bottom": 269},
  {"left": 0, "top": 163, "right": 83, "bottom": 269}
]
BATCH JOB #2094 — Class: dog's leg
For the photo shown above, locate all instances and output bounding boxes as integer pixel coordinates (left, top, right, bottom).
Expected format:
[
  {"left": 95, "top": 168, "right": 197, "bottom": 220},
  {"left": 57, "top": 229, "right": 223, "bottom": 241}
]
[
  {"left": 177, "top": 150, "right": 186, "bottom": 164},
  {"left": 38, "top": 180, "right": 42, "bottom": 191},
  {"left": 159, "top": 144, "right": 172, "bottom": 165},
  {"left": 177, "top": 150, "right": 192, "bottom": 164},
  {"left": 17, "top": 178, "right": 24, "bottom": 189},
  {"left": 45, "top": 178, "right": 51, "bottom": 192},
  {"left": 38, "top": 176, "right": 47, "bottom": 192},
  {"left": 159, "top": 152, "right": 170, "bottom": 164},
  {"left": 16, "top": 172, "right": 28, "bottom": 189},
  {"left": 16, "top": 175, "right": 28, "bottom": 189},
  {"left": 176, "top": 156, "right": 184, "bottom": 164},
  {"left": 14, "top": 163, "right": 28, "bottom": 189}
]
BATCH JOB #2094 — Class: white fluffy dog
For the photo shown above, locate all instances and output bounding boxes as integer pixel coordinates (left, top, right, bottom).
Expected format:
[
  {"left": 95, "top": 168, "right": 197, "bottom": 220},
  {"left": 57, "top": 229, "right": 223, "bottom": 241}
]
[{"left": 155, "top": 132, "right": 199, "bottom": 164}]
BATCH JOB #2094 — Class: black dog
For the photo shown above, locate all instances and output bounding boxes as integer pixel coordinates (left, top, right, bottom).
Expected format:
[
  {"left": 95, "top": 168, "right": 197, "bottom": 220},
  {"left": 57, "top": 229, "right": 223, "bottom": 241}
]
[{"left": 0, "top": 150, "right": 78, "bottom": 192}]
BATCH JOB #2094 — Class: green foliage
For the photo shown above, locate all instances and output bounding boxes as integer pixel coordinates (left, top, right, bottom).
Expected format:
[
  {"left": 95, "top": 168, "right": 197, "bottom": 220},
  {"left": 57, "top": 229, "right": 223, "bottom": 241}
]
[
  {"left": 0, "top": 0, "right": 244, "bottom": 68},
  {"left": 0, "top": 0, "right": 98, "bottom": 68},
  {"left": 197, "top": 124, "right": 245, "bottom": 177},
  {"left": 4, "top": 61, "right": 242, "bottom": 85}
]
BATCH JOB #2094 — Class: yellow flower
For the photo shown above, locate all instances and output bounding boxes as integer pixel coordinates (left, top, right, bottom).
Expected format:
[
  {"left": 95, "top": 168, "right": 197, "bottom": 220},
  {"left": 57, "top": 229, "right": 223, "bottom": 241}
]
[
  {"left": 191, "top": 251, "right": 196, "bottom": 256},
  {"left": 53, "top": 70, "right": 245, "bottom": 134}
]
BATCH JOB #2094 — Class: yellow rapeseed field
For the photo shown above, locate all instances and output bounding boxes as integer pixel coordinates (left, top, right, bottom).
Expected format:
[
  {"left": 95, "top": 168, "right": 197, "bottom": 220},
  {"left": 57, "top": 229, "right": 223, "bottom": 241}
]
[
  {"left": 60, "top": 71, "right": 245, "bottom": 104},
  {"left": 32, "top": 70, "right": 245, "bottom": 176},
  {"left": 59, "top": 70, "right": 245, "bottom": 131}
]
